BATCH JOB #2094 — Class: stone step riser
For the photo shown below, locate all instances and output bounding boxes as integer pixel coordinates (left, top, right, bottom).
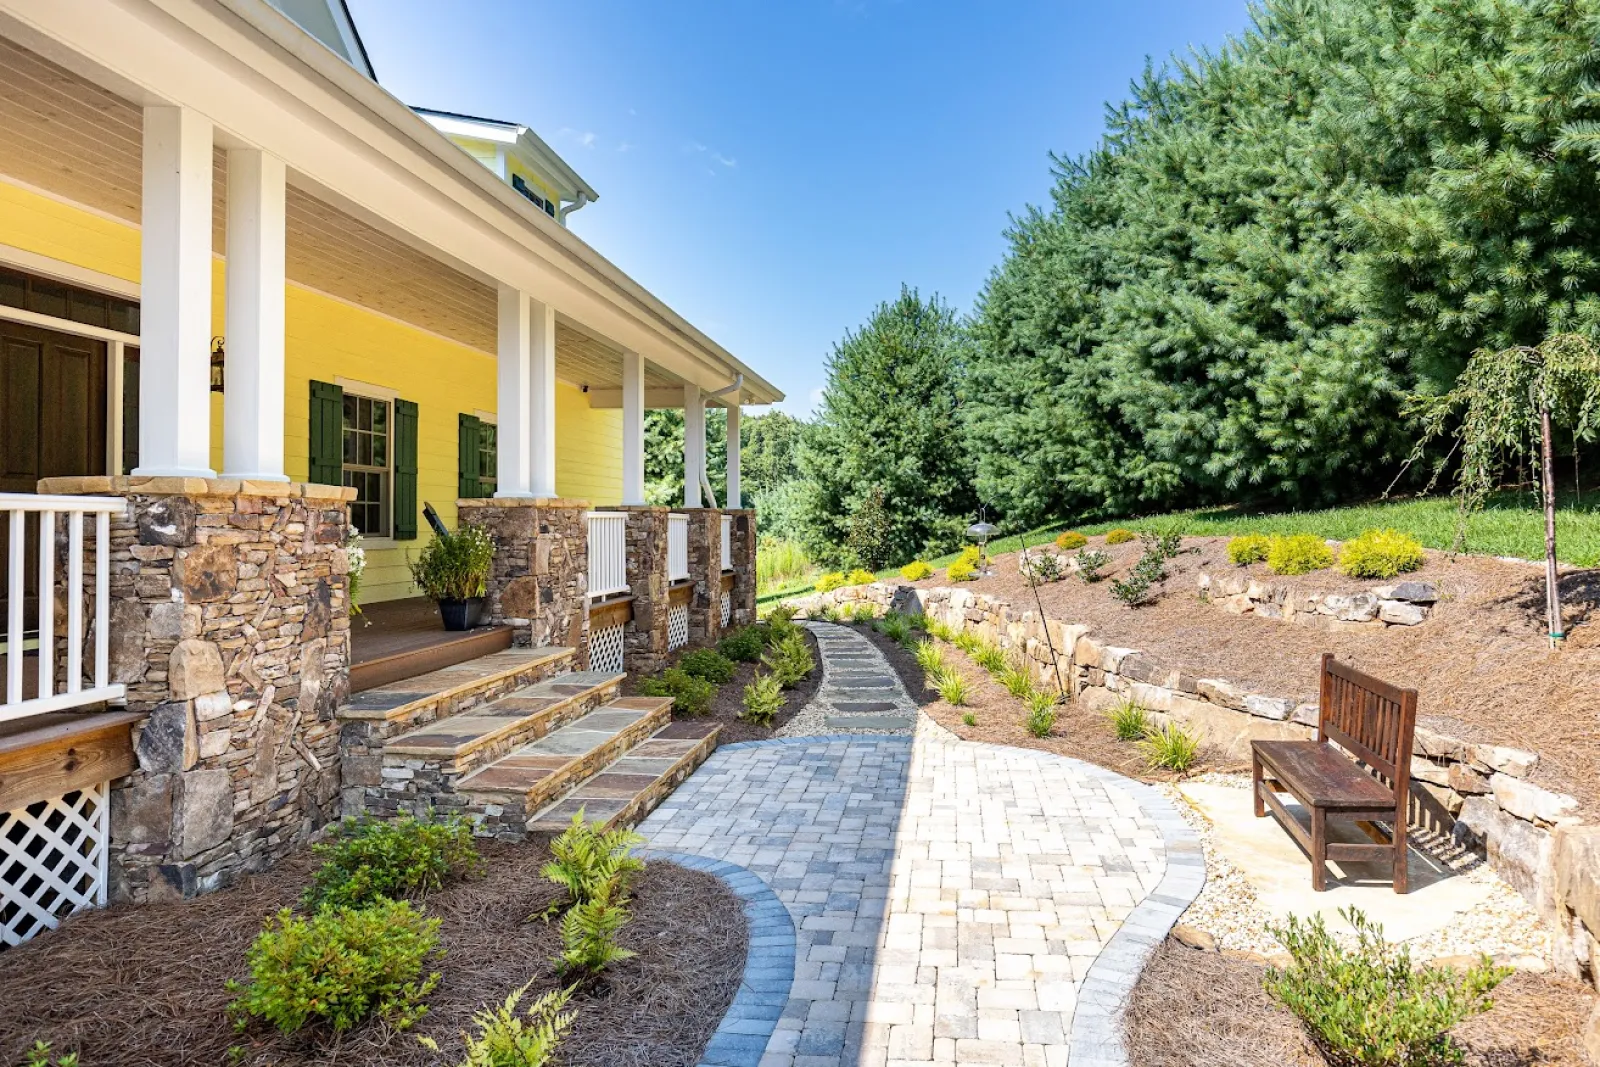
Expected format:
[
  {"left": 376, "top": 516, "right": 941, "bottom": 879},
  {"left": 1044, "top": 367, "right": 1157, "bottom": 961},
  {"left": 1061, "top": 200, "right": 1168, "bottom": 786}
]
[
  {"left": 458, "top": 702, "right": 673, "bottom": 821},
  {"left": 525, "top": 726, "right": 722, "bottom": 836},
  {"left": 443, "top": 681, "right": 623, "bottom": 779},
  {"left": 342, "top": 649, "right": 577, "bottom": 745}
]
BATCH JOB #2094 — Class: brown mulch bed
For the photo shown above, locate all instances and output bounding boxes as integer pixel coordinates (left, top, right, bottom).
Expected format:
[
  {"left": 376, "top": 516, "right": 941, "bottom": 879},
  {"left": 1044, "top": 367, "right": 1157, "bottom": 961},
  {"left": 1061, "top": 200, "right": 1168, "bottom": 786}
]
[
  {"left": 0, "top": 841, "right": 747, "bottom": 1067},
  {"left": 907, "top": 534, "right": 1600, "bottom": 809},
  {"left": 624, "top": 627, "right": 822, "bottom": 744},
  {"left": 853, "top": 622, "right": 1236, "bottom": 781},
  {"left": 1126, "top": 938, "right": 1597, "bottom": 1067}
]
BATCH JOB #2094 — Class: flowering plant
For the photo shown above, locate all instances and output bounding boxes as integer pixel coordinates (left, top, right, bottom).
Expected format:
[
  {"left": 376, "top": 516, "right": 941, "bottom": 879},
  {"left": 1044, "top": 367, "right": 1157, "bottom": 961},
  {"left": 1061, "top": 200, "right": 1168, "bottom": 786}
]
[{"left": 346, "top": 528, "right": 368, "bottom": 616}]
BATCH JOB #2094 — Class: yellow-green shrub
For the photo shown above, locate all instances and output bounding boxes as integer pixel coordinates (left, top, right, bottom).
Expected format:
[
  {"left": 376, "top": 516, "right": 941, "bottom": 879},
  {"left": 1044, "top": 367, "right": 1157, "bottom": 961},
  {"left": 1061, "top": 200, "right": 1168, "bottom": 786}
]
[
  {"left": 846, "top": 568, "right": 876, "bottom": 586},
  {"left": 900, "top": 560, "right": 934, "bottom": 581},
  {"left": 1054, "top": 531, "right": 1088, "bottom": 550},
  {"left": 1227, "top": 534, "right": 1272, "bottom": 566},
  {"left": 1267, "top": 534, "right": 1334, "bottom": 576},
  {"left": 946, "top": 546, "right": 981, "bottom": 582},
  {"left": 815, "top": 572, "right": 847, "bottom": 593},
  {"left": 1104, "top": 528, "right": 1136, "bottom": 545},
  {"left": 1339, "top": 529, "right": 1426, "bottom": 579}
]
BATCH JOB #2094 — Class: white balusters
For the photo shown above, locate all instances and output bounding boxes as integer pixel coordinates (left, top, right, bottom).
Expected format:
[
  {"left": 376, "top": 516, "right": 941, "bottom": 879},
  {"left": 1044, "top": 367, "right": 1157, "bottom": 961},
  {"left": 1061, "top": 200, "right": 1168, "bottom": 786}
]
[
  {"left": 586, "top": 511, "right": 629, "bottom": 600},
  {"left": 667, "top": 513, "right": 690, "bottom": 582},
  {"left": 720, "top": 514, "right": 733, "bottom": 572}
]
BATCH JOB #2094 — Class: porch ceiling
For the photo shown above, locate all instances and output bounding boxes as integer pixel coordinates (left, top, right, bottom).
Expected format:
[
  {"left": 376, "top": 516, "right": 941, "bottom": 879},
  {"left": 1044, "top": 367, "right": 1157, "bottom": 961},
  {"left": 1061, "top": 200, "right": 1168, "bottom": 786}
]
[{"left": 0, "top": 37, "right": 687, "bottom": 398}]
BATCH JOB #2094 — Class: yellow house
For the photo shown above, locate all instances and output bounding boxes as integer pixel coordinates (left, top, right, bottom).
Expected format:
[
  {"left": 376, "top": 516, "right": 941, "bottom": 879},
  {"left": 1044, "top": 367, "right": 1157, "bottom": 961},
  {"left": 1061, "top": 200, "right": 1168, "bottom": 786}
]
[{"left": 0, "top": 0, "right": 780, "bottom": 611}]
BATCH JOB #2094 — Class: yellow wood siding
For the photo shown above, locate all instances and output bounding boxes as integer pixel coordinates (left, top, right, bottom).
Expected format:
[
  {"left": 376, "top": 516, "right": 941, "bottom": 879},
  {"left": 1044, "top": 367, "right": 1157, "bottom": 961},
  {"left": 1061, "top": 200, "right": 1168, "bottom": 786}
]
[{"left": 0, "top": 177, "right": 626, "bottom": 604}]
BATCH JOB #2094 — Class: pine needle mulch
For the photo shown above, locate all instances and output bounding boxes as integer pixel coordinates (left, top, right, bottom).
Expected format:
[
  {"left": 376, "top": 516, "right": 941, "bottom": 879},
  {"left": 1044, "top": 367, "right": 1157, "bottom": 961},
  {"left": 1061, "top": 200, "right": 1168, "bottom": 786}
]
[
  {"left": 0, "top": 841, "right": 748, "bottom": 1067},
  {"left": 1125, "top": 939, "right": 1596, "bottom": 1067}
]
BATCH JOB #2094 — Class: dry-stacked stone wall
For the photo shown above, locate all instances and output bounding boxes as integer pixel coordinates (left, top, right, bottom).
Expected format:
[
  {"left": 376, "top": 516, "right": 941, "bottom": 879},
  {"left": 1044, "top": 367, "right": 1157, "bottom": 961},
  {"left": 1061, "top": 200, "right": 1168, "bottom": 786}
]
[
  {"left": 685, "top": 508, "right": 725, "bottom": 646},
  {"left": 725, "top": 508, "right": 757, "bottom": 629},
  {"left": 617, "top": 506, "right": 670, "bottom": 674},
  {"left": 1197, "top": 570, "right": 1437, "bottom": 627},
  {"left": 788, "top": 579, "right": 1597, "bottom": 1015},
  {"left": 39, "top": 475, "right": 353, "bottom": 904},
  {"left": 457, "top": 498, "right": 589, "bottom": 658}
]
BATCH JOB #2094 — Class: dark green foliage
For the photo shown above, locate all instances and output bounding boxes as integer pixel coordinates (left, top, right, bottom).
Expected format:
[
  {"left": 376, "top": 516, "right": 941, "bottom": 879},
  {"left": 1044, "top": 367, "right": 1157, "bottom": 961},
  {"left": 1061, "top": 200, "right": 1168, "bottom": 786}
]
[
  {"left": 798, "top": 287, "right": 977, "bottom": 567},
  {"left": 845, "top": 484, "right": 897, "bottom": 572},
  {"left": 1265, "top": 907, "right": 1509, "bottom": 1066},
  {"left": 639, "top": 668, "right": 715, "bottom": 717},
  {"left": 717, "top": 626, "right": 766, "bottom": 662},
  {"left": 1075, "top": 549, "right": 1110, "bottom": 582},
  {"left": 1110, "top": 547, "right": 1168, "bottom": 606},
  {"left": 227, "top": 899, "right": 441, "bottom": 1034},
  {"left": 303, "top": 814, "right": 481, "bottom": 910},
  {"left": 677, "top": 648, "right": 736, "bottom": 684}
]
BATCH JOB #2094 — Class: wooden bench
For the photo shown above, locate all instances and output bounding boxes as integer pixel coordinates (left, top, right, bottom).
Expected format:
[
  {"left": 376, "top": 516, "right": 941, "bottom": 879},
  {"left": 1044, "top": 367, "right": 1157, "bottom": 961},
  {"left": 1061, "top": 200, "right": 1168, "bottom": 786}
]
[{"left": 1250, "top": 653, "right": 1418, "bottom": 893}]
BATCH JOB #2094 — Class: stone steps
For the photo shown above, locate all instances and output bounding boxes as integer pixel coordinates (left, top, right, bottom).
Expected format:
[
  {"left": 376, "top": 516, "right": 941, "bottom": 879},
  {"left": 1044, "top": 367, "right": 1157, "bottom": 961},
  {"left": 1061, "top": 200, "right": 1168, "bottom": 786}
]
[
  {"left": 456, "top": 696, "right": 675, "bottom": 838},
  {"left": 526, "top": 720, "right": 722, "bottom": 835}
]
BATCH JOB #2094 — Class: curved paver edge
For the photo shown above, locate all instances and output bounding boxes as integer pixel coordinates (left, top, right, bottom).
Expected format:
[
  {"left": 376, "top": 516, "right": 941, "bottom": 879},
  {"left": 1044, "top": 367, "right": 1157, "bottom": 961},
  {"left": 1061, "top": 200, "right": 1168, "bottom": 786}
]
[{"left": 638, "top": 850, "right": 797, "bottom": 1067}]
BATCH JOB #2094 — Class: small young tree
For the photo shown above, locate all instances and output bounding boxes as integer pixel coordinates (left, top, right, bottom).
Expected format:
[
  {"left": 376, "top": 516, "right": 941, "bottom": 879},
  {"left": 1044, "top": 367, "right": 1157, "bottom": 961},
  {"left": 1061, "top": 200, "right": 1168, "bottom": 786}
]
[{"left": 1412, "top": 334, "right": 1600, "bottom": 647}]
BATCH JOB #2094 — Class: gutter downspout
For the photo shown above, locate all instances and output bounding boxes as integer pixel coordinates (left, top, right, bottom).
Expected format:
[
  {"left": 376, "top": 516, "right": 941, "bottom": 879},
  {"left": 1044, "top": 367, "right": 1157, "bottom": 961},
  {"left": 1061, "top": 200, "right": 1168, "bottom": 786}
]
[{"left": 560, "top": 192, "right": 589, "bottom": 221}]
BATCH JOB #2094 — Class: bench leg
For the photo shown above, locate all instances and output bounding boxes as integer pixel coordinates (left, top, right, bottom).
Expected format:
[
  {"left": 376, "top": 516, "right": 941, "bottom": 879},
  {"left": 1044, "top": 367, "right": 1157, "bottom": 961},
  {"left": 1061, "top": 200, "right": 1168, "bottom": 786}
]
[
  {"left": 1310, "top": 807, "right": 1328, "bottom": 892},
  {"left": 1251, "top": 752, "right": 1265, "bottom": 817},
  {"left": 1393, "top": 822, "right": 1409, "bottom": 895}
]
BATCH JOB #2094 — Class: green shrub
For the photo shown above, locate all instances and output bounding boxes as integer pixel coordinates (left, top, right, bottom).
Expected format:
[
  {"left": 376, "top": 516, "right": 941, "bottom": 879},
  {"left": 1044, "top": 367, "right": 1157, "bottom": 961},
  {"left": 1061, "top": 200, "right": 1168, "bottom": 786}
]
[
  {"left": 639, "top": 668, "right": 716, "bottom": 717},
  {"left": 227, "top": 899, "right": 441, "bottom": 1034},
  {"left": 946, "top": 546, "right": 981, "bottom": 582},
  {"left": 1227, "top": 533, "right": 1272, "bottom": 566},
  {"left": 1104, "top": 528, "right": 1136, "bottom": 545},
  {"left": 1076, "top": 549, "right": 1111, "bottom": 582},
  {"left": 304, "top": 814, "right": 480, "bottom": 911},
  {"left": 677, "top": 648, "right": 736, "bottom": 684},
  {"left": 1106, "top": 698, "right": 1153, "bottom": 742},
  {"left": 540, "top": 810, "right": 645, "bottom": 916},
  {"left": 555, "top": 878, "right": 636, "bottom": 980},
  {"left": 903, "top": 611, "right": 930, "bottom": 632},
  {"left": 1110, "top": 547, "right": 1168, "bottom": 606},
  {"left": 740, "top": 672, "right": 785, "bottom": 727},
  {"left": 960, "top": 711, "right": 977, "bottom": 727},
  {"left": 1023, "top": 551, "right": 1063, "bottom": 585},
  {"left": 815, "top": 572, "right": 848, "bottom": 593},
  {"left": 1141, "top": 529, "right": 1185, "bottom": 559},
  {"left": 1265, "top": 908, "right": 1510, "bottom": 1067},
  {"left": 900, "top": 560, "right": 934, "bottom": 581},
  {"left": 718, "top": 626, "right": 766, "bottom": 663},
  {"left": 936, "top": 671, "right": 971, "bottom": 706},
  {"left": 846, "top": 568, "right": 877, "bottom": 587},
  {"left": 1025, "top": 691, "right": 1058, "bottom": 737},
  {"left": 1339, "top": 529, "right": 1426, "bottom": 579},
  {"left": 762, "top": 630, "right": 815, "bottom": 689},
  {"left": 764, "top": 605, "right": 797, "bottom": 638},
  {"left": 420, "top": 982, "right": 575, "bottom": 1067},
  {"left": 1137, "top": 722, "right": 1201, "bottom": 772},
  {"left": 22, "top": 1043, "right": 78, "bottom": 1067},
  {"left": 1054, "top": 531, "right": 1088, "bottom": 550},
  {"left": 913, "top": 639, "right": 945, "bottom": 675},
  {"left": 1267, "top": 534, "right": 1335, "bottom": 576},
  {"left": 408, "top": 524, "right": 495, "bottom": 602}
]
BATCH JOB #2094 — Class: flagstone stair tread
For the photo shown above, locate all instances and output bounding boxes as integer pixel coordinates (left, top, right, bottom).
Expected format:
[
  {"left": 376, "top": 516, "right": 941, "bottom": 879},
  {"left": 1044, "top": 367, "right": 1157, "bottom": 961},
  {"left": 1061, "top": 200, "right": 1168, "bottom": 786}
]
[
  {"left": 338, "top": 646, "right": 575, "bottom": 721},
  {"left": 526, "top": 720, "right": 722, "bottom": 834},
  {"left": 384, "top": 669, "right": 624, "bottom": 759}
]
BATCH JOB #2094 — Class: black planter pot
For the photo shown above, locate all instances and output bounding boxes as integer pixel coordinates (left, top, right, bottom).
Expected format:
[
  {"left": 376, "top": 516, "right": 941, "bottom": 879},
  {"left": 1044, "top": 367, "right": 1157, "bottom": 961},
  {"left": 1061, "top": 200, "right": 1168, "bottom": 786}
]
[{"left": 437, "top": 597, "right": 484, "bottom": 632}]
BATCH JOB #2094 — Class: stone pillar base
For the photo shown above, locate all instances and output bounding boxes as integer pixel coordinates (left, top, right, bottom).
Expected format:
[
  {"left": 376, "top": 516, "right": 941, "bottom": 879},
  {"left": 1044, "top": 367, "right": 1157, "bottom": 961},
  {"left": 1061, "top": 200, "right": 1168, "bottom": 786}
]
[
  {"left": 685, "top": 508, "right": 725, "bottom": 647},
  {"left": 457, "top": 498, "right": 590, "bottom": 657},
  {"left": 727, "top": 509, "right": 757, "bottom": 628},
  {"left": 616, "top": 506, "right": 670, "bottom": 675}
]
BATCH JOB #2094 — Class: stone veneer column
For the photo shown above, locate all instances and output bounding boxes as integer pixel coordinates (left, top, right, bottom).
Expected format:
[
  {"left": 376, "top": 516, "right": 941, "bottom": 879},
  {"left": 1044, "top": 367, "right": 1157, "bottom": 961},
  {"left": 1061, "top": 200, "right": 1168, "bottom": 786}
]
[
  {"left": 456, "top": 498, "right": 590, "bottom": 657},
  {"left": 684, "top": 508, "right": 724, "bottom": 647},
  {"left": 38, "top": 475, "right": 353, "bottom": 903},
  {"left": 727, "top": 509, "right": 757, "bottom": 628},
  {"left": 615, "top": 505, "right": 670, "bottom": 674}
]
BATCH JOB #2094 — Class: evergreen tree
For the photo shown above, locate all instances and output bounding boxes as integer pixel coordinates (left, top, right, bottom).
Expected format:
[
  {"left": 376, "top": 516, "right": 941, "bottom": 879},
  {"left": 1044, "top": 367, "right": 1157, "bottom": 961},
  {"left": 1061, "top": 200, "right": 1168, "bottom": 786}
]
[{"left": 798, "top": 287, "right": 976, "bottom": 566}]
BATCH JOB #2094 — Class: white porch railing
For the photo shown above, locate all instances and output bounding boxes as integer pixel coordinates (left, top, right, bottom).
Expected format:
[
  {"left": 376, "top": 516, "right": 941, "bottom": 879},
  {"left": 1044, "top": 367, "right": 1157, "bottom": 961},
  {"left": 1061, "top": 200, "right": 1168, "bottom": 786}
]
[
  {"left": 586, "top": 511, "right": 629, "bottom": 600},
  {"left": 2, "top": 493, "right": 126, "bottom": 724},
  {"left": 667, "top": 513, "right": 690, "bottom": 582},
  {"left": 720, "top": 514, "right": 733, "bottom": 572}
]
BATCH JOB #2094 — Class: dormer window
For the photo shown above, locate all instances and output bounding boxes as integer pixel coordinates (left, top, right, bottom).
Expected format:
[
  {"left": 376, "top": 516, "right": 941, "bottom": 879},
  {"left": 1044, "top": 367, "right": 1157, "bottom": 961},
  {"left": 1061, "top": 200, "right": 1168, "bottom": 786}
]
[{"left": 511, "top": 174, "right": 557, "bottom": 218}]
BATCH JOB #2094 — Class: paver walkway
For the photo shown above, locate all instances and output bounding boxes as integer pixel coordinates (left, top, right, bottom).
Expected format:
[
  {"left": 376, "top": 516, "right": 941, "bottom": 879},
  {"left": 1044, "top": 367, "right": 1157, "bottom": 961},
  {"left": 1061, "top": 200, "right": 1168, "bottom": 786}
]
[{"left": 639, "top": 623, "right": 1203, "bottom": 1067}]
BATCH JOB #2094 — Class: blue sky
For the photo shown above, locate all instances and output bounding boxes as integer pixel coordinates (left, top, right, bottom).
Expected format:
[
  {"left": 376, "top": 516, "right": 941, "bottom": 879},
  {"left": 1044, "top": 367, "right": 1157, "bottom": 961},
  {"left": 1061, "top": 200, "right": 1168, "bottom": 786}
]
[{"left": 347, "top": 0, "right": 1250, "bottom": 417}]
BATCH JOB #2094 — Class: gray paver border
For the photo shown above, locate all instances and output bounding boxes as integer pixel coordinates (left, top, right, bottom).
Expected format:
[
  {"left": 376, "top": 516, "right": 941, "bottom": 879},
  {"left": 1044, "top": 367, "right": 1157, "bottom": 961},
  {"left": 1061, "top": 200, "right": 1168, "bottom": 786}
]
[{"left": 638, "top": 850, "right": 798, "bottom": 1067}]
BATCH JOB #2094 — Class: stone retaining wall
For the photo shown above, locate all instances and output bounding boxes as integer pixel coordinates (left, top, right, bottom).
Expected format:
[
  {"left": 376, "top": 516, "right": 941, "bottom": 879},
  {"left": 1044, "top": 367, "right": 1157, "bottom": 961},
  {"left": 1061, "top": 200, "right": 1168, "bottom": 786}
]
[
  {"left": 786, "top": 580, "right": 1598, "bottom": 1022},
  {"left": 1196, "top": 570, "right": 1437, "bottom": 628},
  {"left": 40, "top": 475, "right": 354, "bottom": 904}
]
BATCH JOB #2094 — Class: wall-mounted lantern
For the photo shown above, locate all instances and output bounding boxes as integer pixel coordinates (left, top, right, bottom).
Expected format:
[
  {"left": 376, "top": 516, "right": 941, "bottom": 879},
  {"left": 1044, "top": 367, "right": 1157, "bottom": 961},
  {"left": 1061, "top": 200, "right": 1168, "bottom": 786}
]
[{"left": 209, "top": 336, "right": 226, "bottom": 393}]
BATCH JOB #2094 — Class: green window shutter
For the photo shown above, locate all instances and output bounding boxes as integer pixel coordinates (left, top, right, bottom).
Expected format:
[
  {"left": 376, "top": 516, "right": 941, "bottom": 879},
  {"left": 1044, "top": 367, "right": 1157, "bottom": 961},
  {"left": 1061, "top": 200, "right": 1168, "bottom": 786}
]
[
  {"left": 394, "top": 398, "right": 419, "bottom": 540},
  {"left": 458, "top": 413, "right": 482, "bottom": 498},
  {"left": 308, "top": 380, "right": 343, "bottom": 486}
]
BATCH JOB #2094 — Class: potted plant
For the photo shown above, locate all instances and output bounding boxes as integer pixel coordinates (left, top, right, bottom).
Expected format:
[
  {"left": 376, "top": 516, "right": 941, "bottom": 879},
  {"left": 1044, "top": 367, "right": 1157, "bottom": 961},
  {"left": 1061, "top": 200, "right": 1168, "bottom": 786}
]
[{"left": 408, "top": 524, "right": 495, "bottom": 631}]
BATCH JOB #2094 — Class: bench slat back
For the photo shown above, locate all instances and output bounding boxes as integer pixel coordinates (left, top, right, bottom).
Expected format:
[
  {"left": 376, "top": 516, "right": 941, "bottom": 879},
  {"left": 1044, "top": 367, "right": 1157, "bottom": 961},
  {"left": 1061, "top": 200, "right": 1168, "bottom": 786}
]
[{"left": 1317, "top": 652, "right": 1418, "bottom": 786}]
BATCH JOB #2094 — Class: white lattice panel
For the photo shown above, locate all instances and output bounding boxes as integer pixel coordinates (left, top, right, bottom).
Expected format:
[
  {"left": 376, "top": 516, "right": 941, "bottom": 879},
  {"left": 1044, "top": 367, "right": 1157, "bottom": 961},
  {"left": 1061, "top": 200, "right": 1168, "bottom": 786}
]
[
  {"left": 720, "top": 591, "right": 732, "bottom": 628},
  {"left": 2, "top": 784, "right": 109, "bottom": 949},
  {"left": 589, "top": 622, "right": 625, "bottom": 674},
  {"left": 667, "top": 604, "right": 689, "bottom": 651}
]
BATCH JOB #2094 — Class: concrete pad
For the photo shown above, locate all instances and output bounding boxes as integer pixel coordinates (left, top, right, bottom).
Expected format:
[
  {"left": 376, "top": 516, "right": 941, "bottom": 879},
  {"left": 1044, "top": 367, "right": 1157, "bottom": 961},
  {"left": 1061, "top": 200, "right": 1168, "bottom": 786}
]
[{"left": 1179, "top": 781, "right": 1492, "bottom": 942}]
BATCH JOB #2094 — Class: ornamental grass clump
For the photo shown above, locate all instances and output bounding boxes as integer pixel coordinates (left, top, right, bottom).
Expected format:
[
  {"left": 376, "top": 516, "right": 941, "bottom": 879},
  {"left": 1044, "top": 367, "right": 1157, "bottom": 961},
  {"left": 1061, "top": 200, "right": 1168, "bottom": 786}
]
[
  {"left": 1137, "top": 721, "right": 1200, "bottom": 772},
  {"left": 913, "top": 639, "right": 946, "bottom": 675},
  {"left": 876, "top": 612, "right": 912, "bottom": 645},
  {"left": 1227, "top": 533, "right": 1272, "bottom": 566},
  {"left": 900, "top": 560, "right": 934, "bottom": 581},
  {"left": 677, "top": 648, "right": 736, "bottom": 684},
  {"left": 1024, "top": 691, "right": 1057, "bottom": 737},
  {"left": 1339, "top": 529, "right": 1426, "bottom": 579},
  {"left": 1000, "top": 662, "right": 1036, "bottom": 700},
  {"left": 740, "top": 672, "right": 784, "bottom": 726},
  {"left": 936, "top": 670, "right": 971, "bottom": 706},
  {"left": 303, "top": 813, "right": 481, "bottom": 911},
  {"left": 639, "top": 668, "right": 715, "bottom": 717},
  {"left": 972, "top": 641, "right": 1009, "bottom": 676},
  {"left": 1054, "top": 530, "right": 1088, "bottom": 550},
  {"left": 1265, "top": 907, "right": 1510, "bottom": 1067},
  {"left": 1106, "top": 698, "right": 1152, "bottom": 742},
  {"left": 1267, "top": 534, "right": 1335, "bottom": 575},
  {"left": 419, "top": 982, "right": 575, "bottom": 1067},
  {"left": 227, "top": 899, "right": 442, "bottom": 1035}
]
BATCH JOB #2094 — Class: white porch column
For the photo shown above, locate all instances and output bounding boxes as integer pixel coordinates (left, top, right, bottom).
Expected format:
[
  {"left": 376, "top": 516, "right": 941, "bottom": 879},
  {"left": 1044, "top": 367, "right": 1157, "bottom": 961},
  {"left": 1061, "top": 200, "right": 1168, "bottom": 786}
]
[
  {"left": 683, "top": 383, "right": 704, "bottom": 508},
  {"left": 530, "top": 297, "right": 558, "bottom": 498},
  {"left": 495, "top": 286, "right": 533, "bottom": 497},
  {"left": 725, "top": 397, "right": 741, "bottom": 509},
  {"left": 621, "top": 349, "right": 646, "bottom": 505},
  {"left": 136, "top": 105, "right": 215, "bottom": 477},
  {"left": 222, "top": 148, "right": 287, "bottom": 480}
]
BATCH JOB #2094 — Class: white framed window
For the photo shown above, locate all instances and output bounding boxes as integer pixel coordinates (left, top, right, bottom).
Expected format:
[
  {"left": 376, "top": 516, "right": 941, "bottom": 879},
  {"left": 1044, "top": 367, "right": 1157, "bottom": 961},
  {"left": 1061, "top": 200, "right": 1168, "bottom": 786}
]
[{"left": 342, "top": 391, "right": 393, "bottom": 538}]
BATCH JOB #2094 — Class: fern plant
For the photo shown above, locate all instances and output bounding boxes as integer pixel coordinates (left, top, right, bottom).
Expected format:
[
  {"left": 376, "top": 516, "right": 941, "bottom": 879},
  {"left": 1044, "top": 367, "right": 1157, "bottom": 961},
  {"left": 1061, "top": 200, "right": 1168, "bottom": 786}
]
[
  {"left": 555, "top": 879, "right": 636, "bottom": 980},
  {"left": 538, "top": 811, "right": 644, "bottom": 918},
  {"left": 762, "top": 630, "right": 815, "bottom": 688},
  {"left": 419, "top": 983, "right": 575, "bottom": 1067},
  {"left": 740, "top": 671, "right": 784, "bottom": 726}
]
